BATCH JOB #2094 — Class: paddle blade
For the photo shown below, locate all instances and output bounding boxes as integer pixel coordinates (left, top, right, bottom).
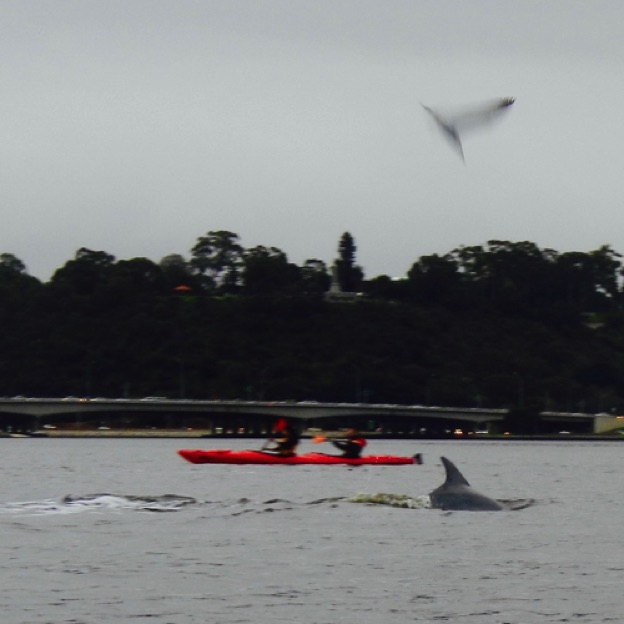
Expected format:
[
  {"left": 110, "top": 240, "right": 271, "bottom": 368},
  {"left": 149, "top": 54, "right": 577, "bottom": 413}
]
[{"left": 312, "top": 436, "right": 328, "bottom": 444}]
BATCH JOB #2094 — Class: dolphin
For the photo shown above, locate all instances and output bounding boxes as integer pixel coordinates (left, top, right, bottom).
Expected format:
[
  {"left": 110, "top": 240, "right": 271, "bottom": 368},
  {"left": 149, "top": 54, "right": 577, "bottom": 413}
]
[{"left": 429, "top": 456, "right": 505, "bottom": 511}]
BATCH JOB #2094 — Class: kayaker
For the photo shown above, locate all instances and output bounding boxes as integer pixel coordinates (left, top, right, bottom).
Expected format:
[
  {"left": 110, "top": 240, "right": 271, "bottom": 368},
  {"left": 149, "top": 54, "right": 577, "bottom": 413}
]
[
  {"left": 262, "top": 418, "right": 300, "bottom": 457},
  {"left": 331, "top": 428, "right": 367, "bottom": 459}
]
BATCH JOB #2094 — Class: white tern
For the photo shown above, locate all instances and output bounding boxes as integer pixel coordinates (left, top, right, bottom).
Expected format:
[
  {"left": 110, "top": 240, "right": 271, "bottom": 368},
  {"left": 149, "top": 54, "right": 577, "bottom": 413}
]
[{"left": 422, "top": 97, "right": 515, "bottom": 162}]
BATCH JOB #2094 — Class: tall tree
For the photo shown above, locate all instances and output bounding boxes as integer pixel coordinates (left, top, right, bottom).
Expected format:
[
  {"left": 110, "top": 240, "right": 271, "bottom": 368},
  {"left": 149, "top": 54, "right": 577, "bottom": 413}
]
[
  {"left": 190, "top": 230, "right": 243, "bottom": 293},
  {"left": 335, "top": 232, "right": 364, "bottom": 292}
]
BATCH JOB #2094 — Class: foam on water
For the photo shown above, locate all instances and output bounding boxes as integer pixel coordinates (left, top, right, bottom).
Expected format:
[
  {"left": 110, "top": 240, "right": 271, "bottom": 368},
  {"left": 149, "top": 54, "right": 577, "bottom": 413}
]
[
  {"left": 0, "top": 491, "right": 536, "bottom": 517},
  {"left": 348, "top": 492, "right": 432, "bottom": 509},
  {"left": 0, "top": 493, "right": 197, "bottom": 515}
]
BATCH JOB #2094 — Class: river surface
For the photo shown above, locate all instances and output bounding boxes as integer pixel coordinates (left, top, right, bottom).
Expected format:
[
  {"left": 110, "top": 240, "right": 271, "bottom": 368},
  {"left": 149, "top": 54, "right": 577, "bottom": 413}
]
[{"left": 1, "top": 437, "right": 622, "bottom": 624}]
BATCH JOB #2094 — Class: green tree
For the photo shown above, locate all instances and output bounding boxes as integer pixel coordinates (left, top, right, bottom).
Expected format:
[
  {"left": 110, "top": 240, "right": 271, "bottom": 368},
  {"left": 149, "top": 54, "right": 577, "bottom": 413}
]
[
  {"left": 241, "top": 246, "right": 301, "bottom": 295},
  {"left": 190, "top": 230, "right": 243, "bottom": 293},
  {"left": 0, "top": 253, "right": 27, "bottom": 276},
  {"left": 365, "top": 275, "right": 406, "bottom": 300},
  {"left": 449, "top": 241, "right": 560, "bottom": 312},
  {"left": 0, "top": 253, "right": 40, "bottom": 291},
  {"left": 159, "top": 254, "right": 196, "bottom": 290},
  {"left": 554, "top": 245, "right": 622, "bottom": 312},
  {"left": 407, "top": 253, "right": 461, "bottom": 305},
  {"left": 105, "top": 258, "right": 166, "bottom": 297},
  {"left": 335, "top": 232, "right": 364, "bottom": 292},
  {"left": 300, "top": 259, "right": 330, "bottom": 294},
  {"left": 50, "top": 248, "right": 116, "bottom": 295}
]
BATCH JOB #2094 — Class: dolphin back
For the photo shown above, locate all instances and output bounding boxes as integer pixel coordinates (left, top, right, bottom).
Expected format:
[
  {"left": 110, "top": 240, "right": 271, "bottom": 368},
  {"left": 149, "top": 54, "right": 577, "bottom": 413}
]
[
  {"left": 430, "top": 457, "right": 504, "bottom": 511},
  {"left": 440, "top": 456, "right": 471, "bottom": 487}
]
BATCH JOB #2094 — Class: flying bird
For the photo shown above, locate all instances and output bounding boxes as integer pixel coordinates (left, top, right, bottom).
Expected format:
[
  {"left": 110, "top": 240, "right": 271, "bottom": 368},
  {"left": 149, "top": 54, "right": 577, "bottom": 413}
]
[{"left": 422, "top": 97, "right": 515, "bottom": 162}]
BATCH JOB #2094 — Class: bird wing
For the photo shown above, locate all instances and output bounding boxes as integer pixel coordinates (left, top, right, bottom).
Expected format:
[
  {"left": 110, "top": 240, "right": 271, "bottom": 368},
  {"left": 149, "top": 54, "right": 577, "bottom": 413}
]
[
  {"left": 449, "top": 98, "right": 515, "bottom": 133},
  {"left": 422, "top": 98, "right": 514, "bottom": 161},
  {"left": 422, "top": 104, "right": 465, "bottom": 161}
]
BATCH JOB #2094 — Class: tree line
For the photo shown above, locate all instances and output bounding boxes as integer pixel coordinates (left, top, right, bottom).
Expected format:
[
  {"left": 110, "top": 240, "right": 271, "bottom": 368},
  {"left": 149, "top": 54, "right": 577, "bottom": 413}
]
[{"left": 2, "top": 233, "right": 624, "bottom": 418}]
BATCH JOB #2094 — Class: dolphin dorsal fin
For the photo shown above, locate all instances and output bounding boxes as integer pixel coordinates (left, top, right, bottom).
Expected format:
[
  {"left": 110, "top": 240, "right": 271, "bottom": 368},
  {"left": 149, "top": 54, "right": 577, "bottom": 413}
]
[{"left": 440, "top": 456, "right": 471, "bottom": 487}]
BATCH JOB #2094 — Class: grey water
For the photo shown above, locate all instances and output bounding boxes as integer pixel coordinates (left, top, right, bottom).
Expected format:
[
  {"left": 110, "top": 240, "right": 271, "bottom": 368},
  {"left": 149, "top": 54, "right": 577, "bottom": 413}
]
[{"left": 1, "top": 437, "right": 623, "bottom": 624}]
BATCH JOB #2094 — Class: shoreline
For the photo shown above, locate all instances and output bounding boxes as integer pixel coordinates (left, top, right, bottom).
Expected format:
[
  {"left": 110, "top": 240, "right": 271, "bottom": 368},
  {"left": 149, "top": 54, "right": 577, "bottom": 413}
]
[{"left": 3, "top": 429, "right": 623, "bottom": 441}]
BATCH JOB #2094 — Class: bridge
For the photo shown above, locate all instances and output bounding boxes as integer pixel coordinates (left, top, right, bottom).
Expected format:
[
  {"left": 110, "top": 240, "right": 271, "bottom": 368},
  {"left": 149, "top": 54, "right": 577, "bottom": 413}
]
[{"left": 0, "top": 398, "right": 621, "bottom": 434}]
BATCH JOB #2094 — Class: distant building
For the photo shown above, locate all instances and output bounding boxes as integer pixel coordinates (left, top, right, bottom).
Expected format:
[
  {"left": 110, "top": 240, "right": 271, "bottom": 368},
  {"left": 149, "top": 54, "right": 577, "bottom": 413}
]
[{"left": 324, "top": 264, "right": 362, "bottom": 303}]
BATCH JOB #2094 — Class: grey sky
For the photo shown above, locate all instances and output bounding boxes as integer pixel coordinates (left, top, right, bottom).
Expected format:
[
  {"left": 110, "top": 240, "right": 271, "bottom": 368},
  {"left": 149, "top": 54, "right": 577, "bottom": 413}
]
[{"left": 2, "top": 1, "right": 624, "bottom": 281}]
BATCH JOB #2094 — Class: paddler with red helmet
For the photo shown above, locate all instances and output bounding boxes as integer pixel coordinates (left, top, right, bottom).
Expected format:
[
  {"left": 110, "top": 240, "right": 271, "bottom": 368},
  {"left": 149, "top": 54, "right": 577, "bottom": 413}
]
[{"left": 261, "top": 418, "right": 300, "bottom": 457}]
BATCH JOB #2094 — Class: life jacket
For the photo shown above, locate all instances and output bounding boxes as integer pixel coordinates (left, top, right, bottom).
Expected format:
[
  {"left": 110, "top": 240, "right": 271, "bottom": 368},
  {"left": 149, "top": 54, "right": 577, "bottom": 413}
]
[{"left": 275, "top": 426, "right": 299, "bottom": 455}]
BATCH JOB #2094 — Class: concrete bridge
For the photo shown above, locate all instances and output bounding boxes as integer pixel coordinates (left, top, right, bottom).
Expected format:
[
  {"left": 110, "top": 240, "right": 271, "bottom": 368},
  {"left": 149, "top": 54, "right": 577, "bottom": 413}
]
[{"left": 0, "top": 398, "right": 621, "bottom": 434}]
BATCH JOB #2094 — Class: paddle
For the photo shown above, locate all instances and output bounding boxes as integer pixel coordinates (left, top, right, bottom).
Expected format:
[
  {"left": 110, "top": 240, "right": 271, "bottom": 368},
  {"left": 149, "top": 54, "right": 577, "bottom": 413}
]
[
  {"left": 312, "top": 435, "right": 353, "bottom": 444},
  {"left": 258, "top": 438, "right": 274, "bottom": 451}
]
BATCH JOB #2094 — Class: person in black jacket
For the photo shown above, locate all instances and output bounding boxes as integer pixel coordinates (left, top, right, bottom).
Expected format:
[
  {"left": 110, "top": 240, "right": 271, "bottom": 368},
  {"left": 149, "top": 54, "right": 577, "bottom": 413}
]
[
  {"left": 263, "top": 419, "right": 300, "bottom": 457},
  {"left": 331, "top": 428, "right": 367, "bottom": 459}
]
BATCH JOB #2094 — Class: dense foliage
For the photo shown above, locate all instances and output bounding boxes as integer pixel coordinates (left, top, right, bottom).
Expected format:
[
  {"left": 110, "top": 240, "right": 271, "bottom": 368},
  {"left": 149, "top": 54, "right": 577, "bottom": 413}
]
[{"left": 2, "top": 235, "right": 624, "bottom": 415}]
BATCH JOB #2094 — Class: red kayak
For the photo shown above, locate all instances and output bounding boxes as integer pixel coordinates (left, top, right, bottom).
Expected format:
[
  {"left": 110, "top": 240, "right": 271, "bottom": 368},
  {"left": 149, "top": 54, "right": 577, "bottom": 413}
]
[{"left": 177, "top": 449, "right": 421, "bottom": 466}]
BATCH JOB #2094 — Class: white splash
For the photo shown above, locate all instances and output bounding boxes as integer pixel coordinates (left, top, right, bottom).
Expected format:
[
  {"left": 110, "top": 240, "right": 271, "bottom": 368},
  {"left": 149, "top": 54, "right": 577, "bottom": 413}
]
[
  {"left": 0, "top": 493, "right": 197, "bottom": 516},
  {"left": 348, "top": 492, "right": 432, "bottom": 509}
]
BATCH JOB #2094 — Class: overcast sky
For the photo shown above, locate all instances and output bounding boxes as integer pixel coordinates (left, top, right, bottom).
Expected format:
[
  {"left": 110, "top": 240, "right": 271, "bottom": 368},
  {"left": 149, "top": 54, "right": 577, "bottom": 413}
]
[{"left": 2, "top": 1, "right": 624, "bottom": 281}]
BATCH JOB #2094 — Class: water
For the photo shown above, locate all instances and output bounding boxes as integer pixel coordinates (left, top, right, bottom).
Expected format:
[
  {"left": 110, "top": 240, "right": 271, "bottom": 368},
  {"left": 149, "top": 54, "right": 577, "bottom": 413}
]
[{"left": 1, "top": 437, "right": 623, "bottom": 623}]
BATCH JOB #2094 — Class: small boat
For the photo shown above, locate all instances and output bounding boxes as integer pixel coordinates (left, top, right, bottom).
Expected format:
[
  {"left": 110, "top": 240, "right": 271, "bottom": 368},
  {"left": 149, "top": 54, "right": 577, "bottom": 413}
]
[{"left": 177, "top": 449, "right": 422, "bottom": 466}]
